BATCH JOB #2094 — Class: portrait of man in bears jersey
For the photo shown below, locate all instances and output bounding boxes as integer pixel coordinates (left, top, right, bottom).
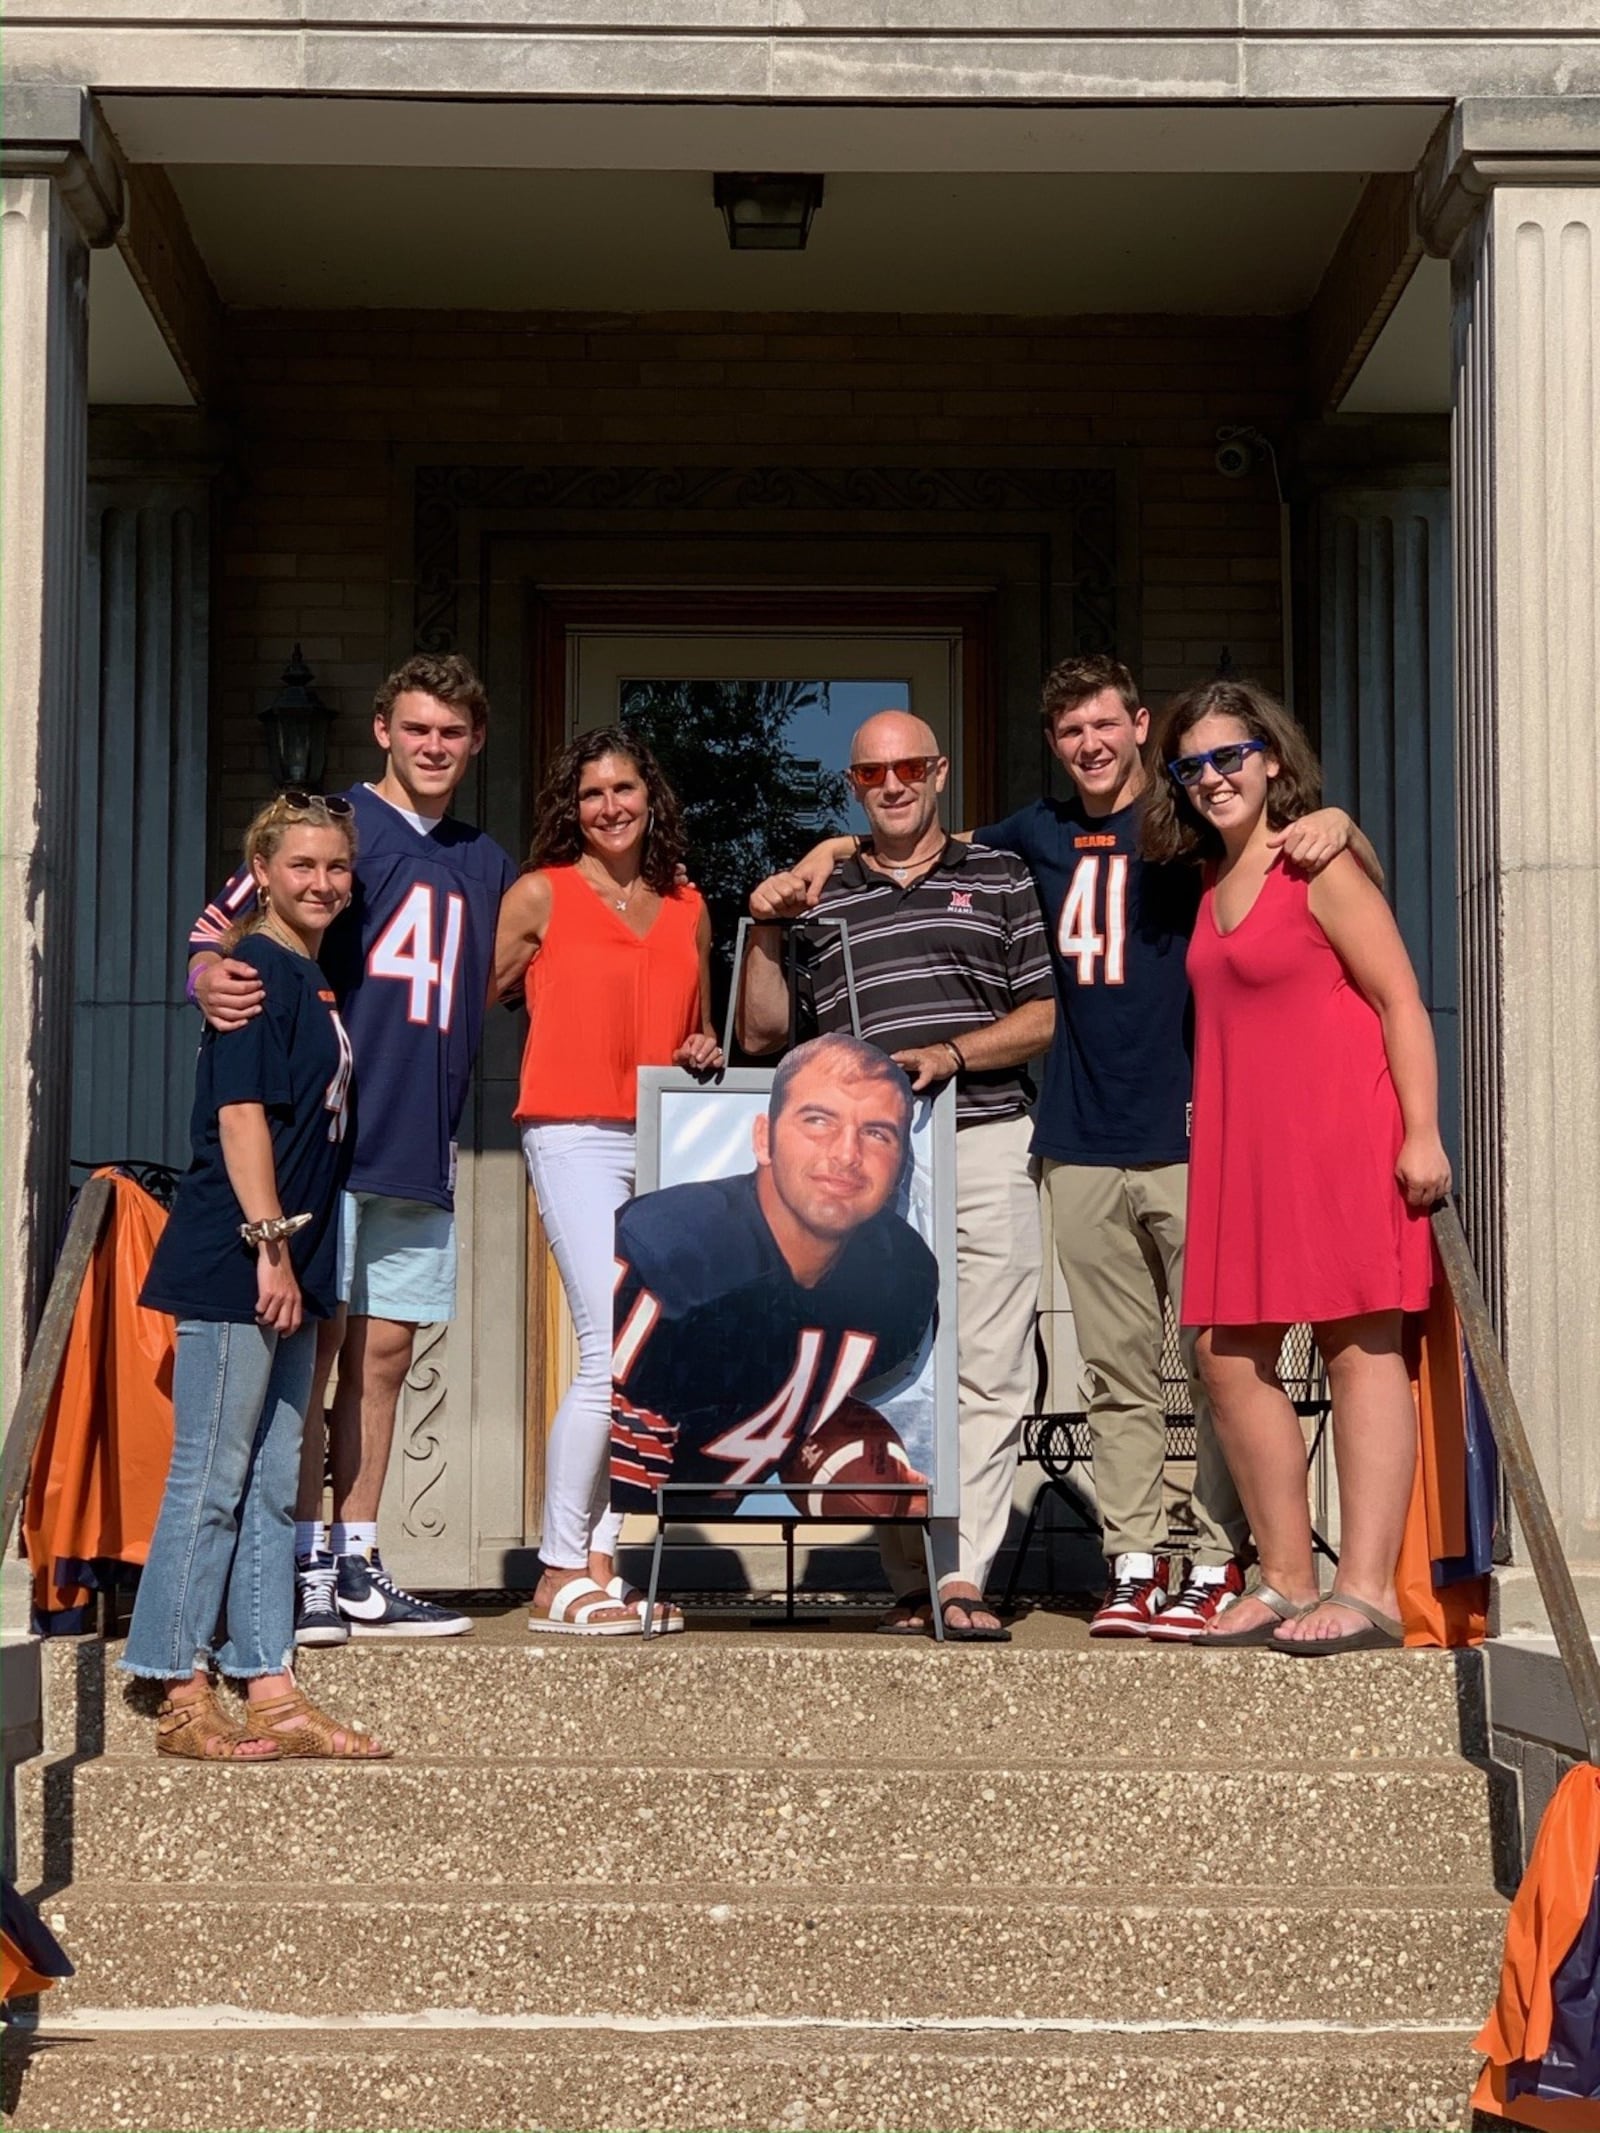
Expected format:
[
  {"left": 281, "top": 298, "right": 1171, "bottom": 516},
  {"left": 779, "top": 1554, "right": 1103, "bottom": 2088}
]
[{"left": 610, "top": 1034, "right": 941, "bottom": 1521}]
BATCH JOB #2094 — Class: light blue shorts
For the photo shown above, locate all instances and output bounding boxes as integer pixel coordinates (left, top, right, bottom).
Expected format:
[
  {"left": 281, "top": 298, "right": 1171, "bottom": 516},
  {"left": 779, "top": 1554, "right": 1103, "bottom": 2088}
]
[{"left": 337, "top": 1192, "right": 457, "bottom": 1324}]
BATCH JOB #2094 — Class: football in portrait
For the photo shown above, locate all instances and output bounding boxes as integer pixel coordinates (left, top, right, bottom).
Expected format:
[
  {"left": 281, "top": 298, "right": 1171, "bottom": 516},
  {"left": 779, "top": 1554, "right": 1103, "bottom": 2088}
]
[{"left": 610, "top": 1035, "right": 957, "bottom": 1522}]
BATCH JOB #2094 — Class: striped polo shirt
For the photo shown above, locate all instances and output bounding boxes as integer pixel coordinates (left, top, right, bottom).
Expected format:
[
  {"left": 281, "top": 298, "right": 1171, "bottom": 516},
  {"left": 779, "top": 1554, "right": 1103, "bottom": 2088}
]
[{"left": 791, "top": 838, "right": 1055, "bottom": 1129}]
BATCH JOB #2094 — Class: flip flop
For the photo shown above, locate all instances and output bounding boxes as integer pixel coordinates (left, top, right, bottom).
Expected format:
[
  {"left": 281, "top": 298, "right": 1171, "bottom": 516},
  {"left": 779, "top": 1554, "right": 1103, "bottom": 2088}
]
[
  {"left": 876, "top": 1591, "right": 932, "bottom": 1636},
  {"left": 1273, "top": 1592, "right": 1404, "bottom": 1657},
  {"left": 1201, "top": 1582, "right": 1315, "bottom": 1648},
  {"left": 938, "top": 1594, "right": 1012, "bottom": 1644}
]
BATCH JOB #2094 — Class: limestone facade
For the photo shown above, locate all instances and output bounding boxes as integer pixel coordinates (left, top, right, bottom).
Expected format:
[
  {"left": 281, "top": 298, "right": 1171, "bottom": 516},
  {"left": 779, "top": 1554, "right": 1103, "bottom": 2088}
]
[{"left": 4, "top": 30, "right": 1600, "bottom": 1608}]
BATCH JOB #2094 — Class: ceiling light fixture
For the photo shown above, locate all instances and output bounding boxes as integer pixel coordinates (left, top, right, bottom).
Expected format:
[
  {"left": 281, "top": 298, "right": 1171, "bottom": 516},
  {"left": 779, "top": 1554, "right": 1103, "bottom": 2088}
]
[{"left": 713, "top": 173, "right": 825, "bottom": 252}]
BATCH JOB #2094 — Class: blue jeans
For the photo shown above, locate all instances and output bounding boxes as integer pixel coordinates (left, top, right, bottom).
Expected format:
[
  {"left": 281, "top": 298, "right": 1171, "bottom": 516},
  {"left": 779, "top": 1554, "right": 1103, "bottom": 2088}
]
[{"left": 121, "top": 1318, "right": 314, "bottom": 1681}]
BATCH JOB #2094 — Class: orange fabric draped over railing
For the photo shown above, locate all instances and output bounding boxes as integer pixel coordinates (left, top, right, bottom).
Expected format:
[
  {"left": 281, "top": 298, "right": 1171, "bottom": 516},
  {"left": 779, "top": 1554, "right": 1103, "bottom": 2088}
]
[
  {"left": 1396, "top": 1272, "right": 1490, "bottom": 1649},
  {"left": 21, "top": 1170, "right": 175, "bottom": 1630}
]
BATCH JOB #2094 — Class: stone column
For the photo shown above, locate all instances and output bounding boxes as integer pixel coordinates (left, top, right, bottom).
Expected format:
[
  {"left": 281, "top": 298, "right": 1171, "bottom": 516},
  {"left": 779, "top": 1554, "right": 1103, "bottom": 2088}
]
[
  {"left": 1313, "top": 469, "right": 1457, "bottom": 1159},
  {"left": 1421, "top": 101, "right": 1600, "bottom": 1612},
  {"left": 0, "top": 90, "right": 122, "bottom": 1414},
  {"left": 77, "top": 415, "right": 219, "bottom": 1176}
]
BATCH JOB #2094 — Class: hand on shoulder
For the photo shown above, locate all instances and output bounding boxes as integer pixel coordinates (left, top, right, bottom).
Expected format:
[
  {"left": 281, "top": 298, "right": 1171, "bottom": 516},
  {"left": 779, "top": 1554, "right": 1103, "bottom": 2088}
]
[
  {"left": 194, "top": 953, "right": 267, "bottom": 1031},
  {"left": 1268, "top": 809, "right": 1338, "bottom": 872}
]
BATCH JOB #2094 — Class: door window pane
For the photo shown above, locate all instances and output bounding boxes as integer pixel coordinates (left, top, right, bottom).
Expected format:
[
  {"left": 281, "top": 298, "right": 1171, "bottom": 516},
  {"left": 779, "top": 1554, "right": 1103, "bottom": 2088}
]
[{"left": 617, "top": 677, "right": 911, "bottom": 1021}]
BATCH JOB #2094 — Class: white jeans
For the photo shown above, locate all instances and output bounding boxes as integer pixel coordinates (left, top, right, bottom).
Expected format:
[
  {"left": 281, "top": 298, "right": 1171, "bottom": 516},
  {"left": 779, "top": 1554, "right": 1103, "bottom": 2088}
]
[{"left": 522, "top": 1121, "right": 636, "bottom": 1572}]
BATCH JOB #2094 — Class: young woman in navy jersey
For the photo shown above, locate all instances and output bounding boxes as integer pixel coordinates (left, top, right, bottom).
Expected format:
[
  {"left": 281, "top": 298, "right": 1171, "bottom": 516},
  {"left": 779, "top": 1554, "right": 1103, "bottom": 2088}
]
[
  {"left": 494, "top": 729, "right": 722, "bottom": 1636},
  {"left": 122, "top": 796, "right": 388, "bottom": 1758},
  {"left": 1145, "top": 680, "right": 1451, "bottom": 1654}
]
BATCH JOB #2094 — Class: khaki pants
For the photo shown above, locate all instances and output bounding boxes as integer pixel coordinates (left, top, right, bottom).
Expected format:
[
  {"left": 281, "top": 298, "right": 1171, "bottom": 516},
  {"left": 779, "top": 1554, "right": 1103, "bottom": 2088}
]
[
  {"left": 1041, "top": 1159, "right": 1246, "bottom": 1566},
  {"left": 882, "top": 1113, "right": 1041, "bottom": 1600}
]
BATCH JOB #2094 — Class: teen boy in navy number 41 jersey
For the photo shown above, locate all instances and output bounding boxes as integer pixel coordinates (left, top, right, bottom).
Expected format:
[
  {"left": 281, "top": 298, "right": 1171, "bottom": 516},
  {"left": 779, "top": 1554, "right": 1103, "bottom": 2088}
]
[{"left": 188, "top": 655, "right": 517, "bottom": 1644}]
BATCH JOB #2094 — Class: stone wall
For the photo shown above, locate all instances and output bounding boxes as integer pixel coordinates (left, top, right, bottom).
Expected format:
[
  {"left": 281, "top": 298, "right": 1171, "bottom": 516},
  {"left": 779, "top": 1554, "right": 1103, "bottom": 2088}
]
[
  {"left": 1487, "top": 1640, "right": 1592, "bottom": 1872},
  {"left": 209, "top": 305, "right": 1295, "bottom": 866}
]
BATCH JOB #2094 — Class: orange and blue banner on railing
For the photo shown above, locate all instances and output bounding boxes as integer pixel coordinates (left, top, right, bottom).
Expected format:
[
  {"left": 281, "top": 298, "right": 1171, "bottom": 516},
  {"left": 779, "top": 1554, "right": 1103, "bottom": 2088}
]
[
  {"left": 22, "top": 1169, "right": 175, "bottom": 1634},
  {"left": 1396, "top": 1258, "right": 1496, "bottom": 1648},
  {"left": 1475, "top": 1763, "right": 1600, "bottom": 2126}
]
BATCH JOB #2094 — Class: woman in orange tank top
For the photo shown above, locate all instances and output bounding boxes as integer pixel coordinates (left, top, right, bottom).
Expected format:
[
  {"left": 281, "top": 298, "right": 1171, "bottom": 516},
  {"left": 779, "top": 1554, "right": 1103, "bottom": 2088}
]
[{"left": 493, "top": 728, "right": 721, "bottom": 1636}]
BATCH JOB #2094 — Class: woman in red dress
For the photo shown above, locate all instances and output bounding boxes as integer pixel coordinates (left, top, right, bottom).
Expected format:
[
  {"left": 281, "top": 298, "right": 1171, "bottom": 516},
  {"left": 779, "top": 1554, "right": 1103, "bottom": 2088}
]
[{"left": 1142, "top": 679, "right": 1451, "bottom": 1654}]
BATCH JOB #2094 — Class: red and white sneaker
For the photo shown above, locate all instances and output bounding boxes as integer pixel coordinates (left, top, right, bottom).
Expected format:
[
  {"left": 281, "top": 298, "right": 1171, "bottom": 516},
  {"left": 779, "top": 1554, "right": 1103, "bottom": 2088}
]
[
  {"left": 1145, "top": 1559, "right": 1247, "bottom": 1643},
  {"left": 1089, "top": 1553, "right": 1172, "bottom": 1639}
]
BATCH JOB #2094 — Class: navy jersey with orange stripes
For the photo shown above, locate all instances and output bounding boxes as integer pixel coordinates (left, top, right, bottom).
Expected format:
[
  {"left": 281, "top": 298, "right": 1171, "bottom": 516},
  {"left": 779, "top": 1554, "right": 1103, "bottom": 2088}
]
[
  {"left": 977, "top": 793, "right": 1201, "bottom": 1167},
  {"left": 189, "top": 784, "right": 516, "bottom": 1210},
  {"left": 610, "top": 1170, "right": 938, "bottom": 1516}
]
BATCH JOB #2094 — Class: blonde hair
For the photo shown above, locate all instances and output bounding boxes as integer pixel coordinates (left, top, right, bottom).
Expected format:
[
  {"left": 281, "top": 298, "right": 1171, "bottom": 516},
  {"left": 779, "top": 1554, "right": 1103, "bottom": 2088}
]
[{"left": 221, "top": 794, "right": 358, "bottom": 951}]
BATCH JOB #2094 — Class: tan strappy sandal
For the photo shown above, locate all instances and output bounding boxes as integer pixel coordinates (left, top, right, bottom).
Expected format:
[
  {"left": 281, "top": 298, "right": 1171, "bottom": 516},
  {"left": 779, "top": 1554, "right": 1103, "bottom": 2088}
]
[
  {"left": 241, "top": 1686, "right": 391, "bottom": 1759},
  {"left": 155, "top": 1688, "right": 281, "bottom": 1762}
]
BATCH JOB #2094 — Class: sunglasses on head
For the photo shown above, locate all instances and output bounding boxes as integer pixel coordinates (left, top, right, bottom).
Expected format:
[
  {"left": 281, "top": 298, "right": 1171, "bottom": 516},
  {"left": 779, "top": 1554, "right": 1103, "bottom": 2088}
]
[
  {"left": 847, "top": 756, "right": 942, "bottom": 790},
  {"left": 1166, "top": 739, "right": 1267, "bottom": 789},
  {"left": 278, "top": 789, "right": 354, "bottom": 818}
]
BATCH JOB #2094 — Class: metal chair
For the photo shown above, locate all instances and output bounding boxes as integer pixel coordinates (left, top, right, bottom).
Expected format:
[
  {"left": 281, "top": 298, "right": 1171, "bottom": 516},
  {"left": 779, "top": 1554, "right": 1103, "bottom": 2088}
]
[{"left": 1001, "top": 1311, "right": 1335, "bottom": 1610}]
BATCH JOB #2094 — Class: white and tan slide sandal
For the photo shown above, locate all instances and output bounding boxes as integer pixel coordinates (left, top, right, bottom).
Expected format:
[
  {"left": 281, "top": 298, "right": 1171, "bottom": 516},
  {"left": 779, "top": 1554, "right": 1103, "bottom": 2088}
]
[
  {"left": 527, "top": 1575, "right": 644, "bottom": 1637},
  {"left": 606, "top": 1576, "right": 686, "bottom": 1635}
]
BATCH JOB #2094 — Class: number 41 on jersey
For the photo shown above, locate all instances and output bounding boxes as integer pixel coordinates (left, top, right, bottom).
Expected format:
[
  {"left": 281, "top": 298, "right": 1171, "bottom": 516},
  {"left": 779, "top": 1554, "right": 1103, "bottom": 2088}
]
[
  {"left": 1057, "top": 853, "right": 1128, "bottom": 985},
  {"left": 368, "top": 884, "right": 466, "bottom": 1028}
]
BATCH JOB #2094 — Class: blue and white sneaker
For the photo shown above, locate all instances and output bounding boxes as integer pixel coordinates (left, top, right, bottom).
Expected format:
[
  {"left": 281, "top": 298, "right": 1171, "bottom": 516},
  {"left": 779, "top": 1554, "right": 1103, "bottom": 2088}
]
[
  {"left": 334, "top": 1548, "right": 472, "bottom": 1639},
  {"left": 294, "top": 1553, "right": 350, "bottom": 1648}
]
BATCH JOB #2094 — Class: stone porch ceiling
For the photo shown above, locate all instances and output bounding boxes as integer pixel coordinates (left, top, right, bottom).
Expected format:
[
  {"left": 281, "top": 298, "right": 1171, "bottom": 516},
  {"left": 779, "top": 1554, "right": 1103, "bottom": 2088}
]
[{"left": 84, "top": 95, "right": 1454, "bottom": 407}]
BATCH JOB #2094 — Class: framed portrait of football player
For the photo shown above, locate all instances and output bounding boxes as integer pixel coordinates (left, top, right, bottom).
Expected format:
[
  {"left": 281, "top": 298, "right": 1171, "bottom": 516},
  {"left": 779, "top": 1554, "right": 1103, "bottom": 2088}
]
[{"left": 610, "top": 1035, "right": 958, "bottom": 1525}]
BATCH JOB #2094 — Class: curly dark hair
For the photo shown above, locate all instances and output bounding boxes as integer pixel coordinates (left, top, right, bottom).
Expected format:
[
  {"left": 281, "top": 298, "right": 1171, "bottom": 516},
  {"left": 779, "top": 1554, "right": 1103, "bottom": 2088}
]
[
  {"left": 1140, "top": 678, "right": 1323, "bottom": 864},
  {"left": 528, "top": 726, "right": 687, "bottom": 896},
  {"left": 373, "top": 653, "right": 490, "bottom": 736}
]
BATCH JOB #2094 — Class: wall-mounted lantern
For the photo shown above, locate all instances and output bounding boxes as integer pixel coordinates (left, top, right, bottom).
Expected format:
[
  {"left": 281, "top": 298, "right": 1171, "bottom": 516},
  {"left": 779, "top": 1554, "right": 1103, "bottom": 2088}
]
[{"left": 259, "top": 644, "right": 335, "bottom": 791}]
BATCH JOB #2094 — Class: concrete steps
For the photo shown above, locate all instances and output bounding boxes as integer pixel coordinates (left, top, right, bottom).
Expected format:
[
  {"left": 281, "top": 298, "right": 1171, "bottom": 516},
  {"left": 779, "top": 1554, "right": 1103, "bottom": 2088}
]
[
  {"left": 17, "top": 1751, "right": 1501, "bottom": 1890},
  {"left": 47, "top": 1636, "right": 1489, "bottom": 1765},
  {"left": 0, "top": 2022, "right": 1485, "bottom": 2132},
  {"left": 31, "top": 1883, "right": 1505, "bottom": 2025},
  {"left": 6, "top": 1628, "right": 1505, "bottom": 2131}
]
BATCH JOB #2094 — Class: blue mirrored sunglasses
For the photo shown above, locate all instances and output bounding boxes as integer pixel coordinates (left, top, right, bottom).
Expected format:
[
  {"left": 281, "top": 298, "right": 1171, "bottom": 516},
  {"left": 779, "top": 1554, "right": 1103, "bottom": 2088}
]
[{"left": 1166, "top": 738, "right": 1267, "bottom": 789}]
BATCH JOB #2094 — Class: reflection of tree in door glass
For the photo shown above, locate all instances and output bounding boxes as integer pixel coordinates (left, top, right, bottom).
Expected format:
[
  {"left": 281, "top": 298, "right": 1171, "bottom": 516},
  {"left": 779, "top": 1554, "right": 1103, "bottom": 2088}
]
[{"left": 618, "top": 677, "right": 858, "bottom": 1023}]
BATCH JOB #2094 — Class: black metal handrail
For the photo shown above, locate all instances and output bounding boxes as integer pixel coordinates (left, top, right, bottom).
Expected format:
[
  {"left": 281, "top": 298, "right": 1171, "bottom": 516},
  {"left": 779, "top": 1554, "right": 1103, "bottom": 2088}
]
[{"left": 1432, "top": 1199, "right": 1600, "bottom": 1765}]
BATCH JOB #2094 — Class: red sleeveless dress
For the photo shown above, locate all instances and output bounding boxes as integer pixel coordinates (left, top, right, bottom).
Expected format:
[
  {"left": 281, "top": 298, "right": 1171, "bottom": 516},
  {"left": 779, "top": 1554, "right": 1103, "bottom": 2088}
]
[{"left": 1181, "top": 859, "right": 1433, "bottom": 1327}]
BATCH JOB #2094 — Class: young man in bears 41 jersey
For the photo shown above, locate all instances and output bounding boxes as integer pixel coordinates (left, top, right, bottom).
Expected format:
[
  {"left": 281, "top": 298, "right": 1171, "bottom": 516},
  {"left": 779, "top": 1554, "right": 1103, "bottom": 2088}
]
[
  {"left": 610, "top": 1034, "right": 938, "bottom": 1527},
  {"left": 188, "top": 654, "right": 517, "bottom": 1642}
]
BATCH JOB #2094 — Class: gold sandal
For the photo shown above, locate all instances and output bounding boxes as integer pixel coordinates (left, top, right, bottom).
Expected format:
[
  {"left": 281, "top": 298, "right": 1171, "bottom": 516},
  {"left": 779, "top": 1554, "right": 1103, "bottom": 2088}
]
[
  {"left": 155, "top": 1688, "right": 282, "bottom": 1763},
  {"left": 241, "top": 1686, "right": 391, "bottom": 1760}
]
